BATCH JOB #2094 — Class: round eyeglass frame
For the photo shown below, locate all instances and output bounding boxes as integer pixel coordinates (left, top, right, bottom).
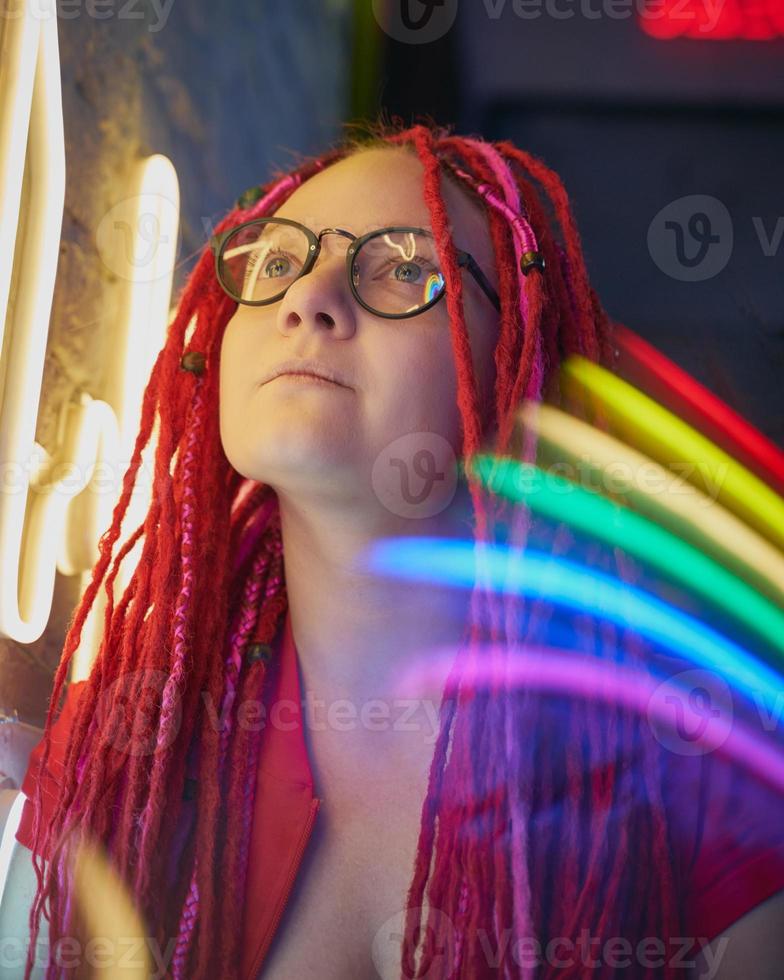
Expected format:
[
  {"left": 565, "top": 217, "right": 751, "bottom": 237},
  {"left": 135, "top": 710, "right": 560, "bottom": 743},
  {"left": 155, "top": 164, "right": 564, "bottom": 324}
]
[{"left": 209, "top": 216, "right": 502, "bottom": 320}]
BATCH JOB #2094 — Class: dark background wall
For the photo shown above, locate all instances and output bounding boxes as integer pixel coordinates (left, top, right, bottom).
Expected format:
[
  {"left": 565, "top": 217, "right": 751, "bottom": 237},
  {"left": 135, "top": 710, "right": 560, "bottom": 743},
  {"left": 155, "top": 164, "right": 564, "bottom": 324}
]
[{"left": 378, "top": 2, "right": 784, "bottom": 445}]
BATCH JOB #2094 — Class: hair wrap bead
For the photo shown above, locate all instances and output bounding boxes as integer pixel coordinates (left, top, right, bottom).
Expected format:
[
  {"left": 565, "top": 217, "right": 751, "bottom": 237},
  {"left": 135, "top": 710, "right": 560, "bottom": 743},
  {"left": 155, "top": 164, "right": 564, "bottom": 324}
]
[
  {"left": 449, "top": 163, "right": 544, "bottom": 276},
  {"left": 460, "top": 137, "right": 546, "bottom": 405}
]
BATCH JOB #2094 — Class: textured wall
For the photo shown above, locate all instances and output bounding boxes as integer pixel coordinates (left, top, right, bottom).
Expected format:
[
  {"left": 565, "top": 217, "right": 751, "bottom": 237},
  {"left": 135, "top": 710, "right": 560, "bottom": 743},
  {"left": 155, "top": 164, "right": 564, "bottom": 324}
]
[{"left": 0, "top": 0, "right": 351, "bottom": 737}]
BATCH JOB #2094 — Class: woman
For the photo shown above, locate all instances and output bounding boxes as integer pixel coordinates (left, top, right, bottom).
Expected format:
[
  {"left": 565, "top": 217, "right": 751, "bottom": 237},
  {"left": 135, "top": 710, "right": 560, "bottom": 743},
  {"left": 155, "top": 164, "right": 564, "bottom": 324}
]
[{"left": 10, "top": 119, "right": 784, "bottom": 979}]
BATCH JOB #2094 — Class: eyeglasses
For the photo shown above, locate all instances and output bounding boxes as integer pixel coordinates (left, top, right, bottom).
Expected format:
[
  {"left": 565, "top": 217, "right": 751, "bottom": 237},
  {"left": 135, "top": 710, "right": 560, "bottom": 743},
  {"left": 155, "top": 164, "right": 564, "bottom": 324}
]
[{"left": 209, "top": 217, "right": 501, "bottom": 320}]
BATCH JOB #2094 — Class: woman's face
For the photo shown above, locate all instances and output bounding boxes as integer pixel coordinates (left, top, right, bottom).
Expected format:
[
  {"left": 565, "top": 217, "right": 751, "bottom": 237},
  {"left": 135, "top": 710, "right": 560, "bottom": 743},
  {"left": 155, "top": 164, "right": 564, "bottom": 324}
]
[{"left": 219, "top": 147, "right": 500, "bottom": 514}]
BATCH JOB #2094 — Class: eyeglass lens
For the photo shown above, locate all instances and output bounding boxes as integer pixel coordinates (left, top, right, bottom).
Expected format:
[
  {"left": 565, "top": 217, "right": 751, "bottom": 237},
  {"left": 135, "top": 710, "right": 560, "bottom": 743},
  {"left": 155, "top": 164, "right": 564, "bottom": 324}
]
[{"left": 219, "top": 220, "right": 446, "bottom": 315}]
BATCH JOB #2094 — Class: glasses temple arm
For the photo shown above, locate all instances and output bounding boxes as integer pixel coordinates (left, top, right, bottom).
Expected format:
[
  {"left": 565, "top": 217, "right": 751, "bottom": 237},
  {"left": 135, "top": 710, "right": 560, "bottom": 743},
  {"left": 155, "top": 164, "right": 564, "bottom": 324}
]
[{"left": 459, "top": 253, "right": 502, "bottom": 312}]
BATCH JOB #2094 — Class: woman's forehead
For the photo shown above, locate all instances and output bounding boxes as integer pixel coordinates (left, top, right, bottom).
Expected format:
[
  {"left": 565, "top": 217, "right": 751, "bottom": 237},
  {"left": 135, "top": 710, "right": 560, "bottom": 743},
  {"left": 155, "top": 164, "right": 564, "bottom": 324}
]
[{"left": 270, "top": 148, "right": 493, "bottom": 259}]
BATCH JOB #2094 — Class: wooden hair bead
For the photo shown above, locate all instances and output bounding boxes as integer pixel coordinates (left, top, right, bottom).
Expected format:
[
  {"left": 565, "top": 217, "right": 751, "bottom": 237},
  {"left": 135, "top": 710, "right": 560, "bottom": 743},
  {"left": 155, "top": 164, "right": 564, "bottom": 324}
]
[
  {"left": 246, "top": 642, "right": 273, "bottom": 665},
  {"left": 520, "top": 251, "right": 546, "bottom": 275},
  {"left": 180, "top": 351, "right": 207, "bottom": 375}
]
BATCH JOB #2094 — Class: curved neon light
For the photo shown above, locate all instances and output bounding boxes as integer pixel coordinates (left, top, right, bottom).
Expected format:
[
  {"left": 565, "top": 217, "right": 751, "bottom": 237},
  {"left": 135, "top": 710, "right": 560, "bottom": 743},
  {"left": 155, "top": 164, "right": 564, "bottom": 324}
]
[
  {"left": 393, "top": 645, "right": 784, "bottom": 795},
  {"left": 560, "top": 357, "right": 784, "bottom": 552},
  {"left": 518, "top": 402, "right": 784, "bottom": 609},
  {"left": 0, "top": 5, "right": 177, "bottom": 675},
  {"left": 362, "top": 537, "right": 784, "bottom": 714},
  {"left": 424, "top": 271, "right": 443, "bottom": 303},
  {"left": 468, "top": 453, "right": 784, "bottom": 659},
  {"left": 613, "top": 325, "right": 784, "bottom": 497},
  {"left": 0, "top": 8, "right": 66, "bottom": 643}
]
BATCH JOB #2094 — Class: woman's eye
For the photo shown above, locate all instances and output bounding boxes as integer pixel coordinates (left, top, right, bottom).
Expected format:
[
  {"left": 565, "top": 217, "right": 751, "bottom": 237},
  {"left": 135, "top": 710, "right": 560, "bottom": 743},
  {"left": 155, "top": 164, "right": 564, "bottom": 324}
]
[
  {"left": 261, "top": 253, "right": 291, "bottom": 278},
  {"left": 377, "top": 255, "right": 434, "bottom": 284},
  {"left": 392, "top": 260, "right": 422, "bottom": 283},
  {"left": 243, "top": 250, "right": 294, "bottom": 287}
]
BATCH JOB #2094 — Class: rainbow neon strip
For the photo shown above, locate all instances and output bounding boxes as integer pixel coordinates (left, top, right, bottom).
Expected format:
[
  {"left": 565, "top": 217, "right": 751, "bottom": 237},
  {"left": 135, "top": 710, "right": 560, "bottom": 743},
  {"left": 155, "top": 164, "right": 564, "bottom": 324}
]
[
  {"left": 518, "top": 402, "right": 784, "bottom": 609},
  {"left": 393, "top": 644, "right": 784, "bottom": 794},
  {"left": 424, "top": 271, "right": 444, "bottom": 304},
  {"left": 560, "top": 357, "right": 784, "bottom": 552},
  {"left": 362, "top": 536, "right": 783, "bottom": 714},
  {"left": 467, "top": 453, "right": 784, "bottom": 659},
  {"left": 613, "top": 326, "right": 784, "bottom": 496}
]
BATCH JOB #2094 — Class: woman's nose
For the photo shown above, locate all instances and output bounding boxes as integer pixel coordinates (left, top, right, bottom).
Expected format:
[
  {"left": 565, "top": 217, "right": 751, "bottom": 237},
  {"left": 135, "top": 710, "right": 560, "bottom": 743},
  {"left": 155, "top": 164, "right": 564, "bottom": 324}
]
[{"left": 275, "top": 243, "right": 357, "bottom": 339}]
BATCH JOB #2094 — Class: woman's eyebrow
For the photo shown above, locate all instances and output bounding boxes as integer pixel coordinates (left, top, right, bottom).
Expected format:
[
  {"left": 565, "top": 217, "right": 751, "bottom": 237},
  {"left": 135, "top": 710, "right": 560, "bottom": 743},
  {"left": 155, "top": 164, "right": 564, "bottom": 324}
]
[{"left": 273, "top": 216, "right": 435, "bottom": 237}]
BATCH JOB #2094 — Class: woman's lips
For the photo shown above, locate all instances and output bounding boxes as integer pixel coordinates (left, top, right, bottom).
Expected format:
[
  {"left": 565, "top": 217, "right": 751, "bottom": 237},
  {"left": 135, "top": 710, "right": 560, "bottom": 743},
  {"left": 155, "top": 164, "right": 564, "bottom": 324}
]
[{"left": 268, "top": 372, "right": 348, "bottom": 387}]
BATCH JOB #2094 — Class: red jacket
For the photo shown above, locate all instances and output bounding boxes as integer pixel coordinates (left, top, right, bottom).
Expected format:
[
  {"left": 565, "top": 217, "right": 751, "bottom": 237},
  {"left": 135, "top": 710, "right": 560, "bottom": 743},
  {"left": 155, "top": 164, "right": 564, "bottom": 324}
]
[{"left": 15, "top": 611, "right": 319, "bottom": 980}]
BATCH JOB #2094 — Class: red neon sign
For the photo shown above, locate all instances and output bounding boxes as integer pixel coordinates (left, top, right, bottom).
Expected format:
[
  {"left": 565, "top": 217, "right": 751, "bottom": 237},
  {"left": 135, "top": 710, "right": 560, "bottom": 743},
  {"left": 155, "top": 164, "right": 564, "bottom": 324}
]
[{"left": 638, "top": 0, "right": 784, "bottom": 40}]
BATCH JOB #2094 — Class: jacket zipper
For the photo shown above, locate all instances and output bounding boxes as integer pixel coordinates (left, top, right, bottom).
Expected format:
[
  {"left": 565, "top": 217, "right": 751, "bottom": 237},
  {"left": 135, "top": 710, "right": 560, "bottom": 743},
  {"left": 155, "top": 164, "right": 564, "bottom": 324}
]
[{"left": 249, "top": 795, "right": 321, "bottom": 979}]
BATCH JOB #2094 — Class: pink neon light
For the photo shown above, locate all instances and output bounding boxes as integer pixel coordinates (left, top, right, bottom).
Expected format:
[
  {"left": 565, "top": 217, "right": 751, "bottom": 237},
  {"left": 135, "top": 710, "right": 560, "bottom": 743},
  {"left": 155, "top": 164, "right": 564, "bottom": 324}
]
[{"left": 392, "top": 644, "right": 784, "bottom": 798}]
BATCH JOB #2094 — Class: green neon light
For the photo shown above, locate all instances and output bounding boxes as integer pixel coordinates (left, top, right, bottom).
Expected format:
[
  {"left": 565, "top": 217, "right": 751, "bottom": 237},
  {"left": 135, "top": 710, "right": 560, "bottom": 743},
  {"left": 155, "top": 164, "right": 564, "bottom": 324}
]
[{"left": 469, "top": 454, "right": 784, "bottom": 660}]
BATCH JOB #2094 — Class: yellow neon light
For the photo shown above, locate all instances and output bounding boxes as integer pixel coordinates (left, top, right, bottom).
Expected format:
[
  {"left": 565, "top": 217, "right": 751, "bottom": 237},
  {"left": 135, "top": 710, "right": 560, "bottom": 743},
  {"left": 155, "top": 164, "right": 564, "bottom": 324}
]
[
  {"left": 71, "top": 158, "right": 178, "bottom": 681},
  {"left": 0, "top": 6, "right": 178, "bottom": 684},
  {"left": 0, "top": 7, "right": 66, "bottom": 643},
  {"left": 560, "top": 357, "right": 784, "bottom": 552},
  {"left": 520, "top": 402, "right": 784, "bottom": 609}
]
